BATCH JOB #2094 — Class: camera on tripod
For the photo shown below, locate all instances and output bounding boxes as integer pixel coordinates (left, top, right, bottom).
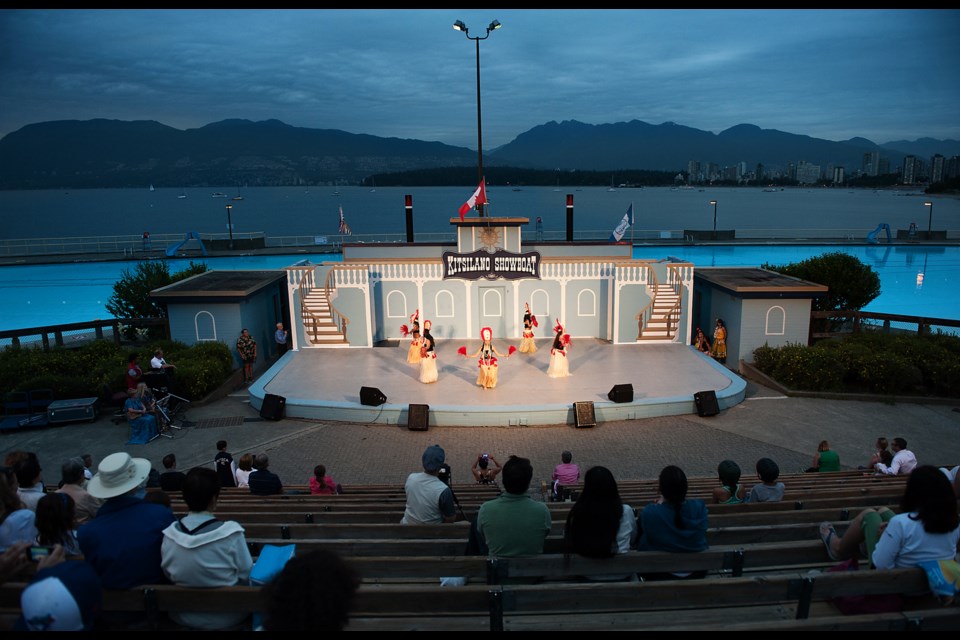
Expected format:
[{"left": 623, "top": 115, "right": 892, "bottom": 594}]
[{"left": 437, "top": 462, "right": 452, "bottom": 486}]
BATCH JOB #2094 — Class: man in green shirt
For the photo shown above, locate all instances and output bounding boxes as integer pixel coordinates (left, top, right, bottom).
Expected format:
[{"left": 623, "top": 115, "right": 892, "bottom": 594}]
[{"left": 476, "top": 456, "right": 552, "bottom": 557}]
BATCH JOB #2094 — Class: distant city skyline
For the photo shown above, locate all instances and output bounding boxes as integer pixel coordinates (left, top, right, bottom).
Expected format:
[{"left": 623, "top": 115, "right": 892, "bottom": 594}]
[{"left": 1, "top": 9, "right": 958, "bottom": 148}]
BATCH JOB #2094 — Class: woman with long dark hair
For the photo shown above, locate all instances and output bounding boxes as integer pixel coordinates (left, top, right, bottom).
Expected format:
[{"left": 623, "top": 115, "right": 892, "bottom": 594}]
[
  {"left": 636, "top": 465, "right": 709, "bottom": 580},
  {"left": 820, "top": 465, "right": 960, "bottom": 569},
  {"left": 35, "top": 492, "right": 81, "bottom": 556},
  {"left": 564, "top": 466, "right": 637, "bottom": 560}
]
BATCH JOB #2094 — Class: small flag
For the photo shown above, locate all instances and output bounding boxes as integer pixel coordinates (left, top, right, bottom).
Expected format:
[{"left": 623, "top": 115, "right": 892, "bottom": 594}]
[
  {"left": 338, "top": 205, "right": 352, "bottom": 236},
  {"left": 458, "top": 179, "right": 488, "bottom": 221},
  {"left": 608, "top": 203, "right": 634, "bottom": 242}
]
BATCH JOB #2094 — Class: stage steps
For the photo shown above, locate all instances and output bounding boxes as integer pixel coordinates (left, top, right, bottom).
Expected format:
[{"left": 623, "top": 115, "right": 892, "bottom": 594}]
[
  {"left": 301, "top": 288, "right": 348, "bottom": 346},
  {"left": 638, "top": 284, "right": 680, "bottom": 342}
]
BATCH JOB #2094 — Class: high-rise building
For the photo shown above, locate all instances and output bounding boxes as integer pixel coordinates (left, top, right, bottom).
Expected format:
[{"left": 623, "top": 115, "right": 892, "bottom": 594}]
[
  {"left": 862, "top": 151, "right": 880, "bottom": 177},
  {"left": 795, "top": 160, "right": 821, "bottom": 184},
  {"left": 930, "top": 154, "right": 945, "bottom": 183}
]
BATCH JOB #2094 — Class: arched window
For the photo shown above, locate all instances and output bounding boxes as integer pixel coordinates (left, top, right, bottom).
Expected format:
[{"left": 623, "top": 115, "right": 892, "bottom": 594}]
[
  {"left": 481, "top": 288, "right": 502, "bottom": 317},
  {"left": 435, "top": 290, "right": 455, "bottom": 318},
  {"left": 386, "top": 290, "right": 407, "bottom": 319},
  {"left": 194, "top": 311, "right": 216, "bottom": 342},
  {"left": 765, "top": 305, "right": 786, "bottom": 335},
  {"left": 529, "top": 289, "right": 549, "bottom": 317},
  {"left": 577, "top": 289, "right": 596, "bottom": 317}
]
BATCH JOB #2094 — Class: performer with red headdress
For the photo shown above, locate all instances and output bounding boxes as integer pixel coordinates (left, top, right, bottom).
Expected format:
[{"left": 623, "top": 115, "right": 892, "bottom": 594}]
[
  {"left": 547, "top": 319, "right": 572, "bottom": 378},
  {"left": 419, "top": 319, "right": 438, "bottom": 384},
  {"left": 518, "top": 302, "right": 539, "bottom": 354},
  {"left": 458, "top": 326, "right": 515, "bottom": 389},
  {"left": 400, "top": 309, "right": 422, "bottom": 364}
]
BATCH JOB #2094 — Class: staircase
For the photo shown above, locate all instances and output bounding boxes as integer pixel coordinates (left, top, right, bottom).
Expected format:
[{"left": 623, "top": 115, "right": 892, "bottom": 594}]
[
  {"left": 301, "top": 287, "right": 348, "bottom": 346},
  {"left": 637, "top": 284, "right": 680, "bottom": 342}
]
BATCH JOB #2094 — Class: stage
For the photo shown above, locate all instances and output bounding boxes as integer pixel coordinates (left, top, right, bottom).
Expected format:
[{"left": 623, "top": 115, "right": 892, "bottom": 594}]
[{"left": 249, "top": 340, "right": 746, "bottom": 427}]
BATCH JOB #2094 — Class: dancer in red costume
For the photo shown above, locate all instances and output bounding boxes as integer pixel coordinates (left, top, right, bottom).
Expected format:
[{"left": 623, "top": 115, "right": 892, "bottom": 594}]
[
  {"left": 418, "top": 320, "right": 438, "bottom": 384},
  {"left": 547, "top": 319, "right": 572, "bottom": 378},
  {"left": 518, "top": 303, "right": 539, "bottom": 354},
  {"left": 400, "top": 310, "right": 422, "bottom": 364},
  {"left": 458, "top": 327, "right": 515, "bottom": 389}
]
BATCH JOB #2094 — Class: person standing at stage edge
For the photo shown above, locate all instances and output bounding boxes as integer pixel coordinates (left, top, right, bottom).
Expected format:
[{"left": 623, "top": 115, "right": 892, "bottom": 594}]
[
  {"left": 419, "top": 320, "right": 438, "bottom": 384},
  {"left": 236, "top": 328, "right": 257, "bottom": 384},
  {"left": 712, "top": 318, "right": 727, "bottom": 364},
  {"left": 274, "top": 323, "right": 289, "bottom": 357}
]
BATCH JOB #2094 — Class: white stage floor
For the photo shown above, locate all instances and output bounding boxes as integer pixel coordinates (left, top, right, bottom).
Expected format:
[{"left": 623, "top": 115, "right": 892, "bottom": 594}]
[{"left": 249, "top": 339, "right": 745, "bottom": 427}]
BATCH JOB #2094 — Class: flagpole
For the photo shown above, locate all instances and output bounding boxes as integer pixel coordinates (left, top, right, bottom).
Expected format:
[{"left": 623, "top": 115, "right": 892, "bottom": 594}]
[{"left": 630, "top": 202, "right": 634, "bottom": 248}]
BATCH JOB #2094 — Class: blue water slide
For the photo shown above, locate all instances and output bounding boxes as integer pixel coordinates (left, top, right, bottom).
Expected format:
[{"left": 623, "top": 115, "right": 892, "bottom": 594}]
[
  {"left": 165, "top": 231, "right": 208, "bottom": 257},
  {"left": 866, "top": 223, "right": 891, "bottom": 244}
]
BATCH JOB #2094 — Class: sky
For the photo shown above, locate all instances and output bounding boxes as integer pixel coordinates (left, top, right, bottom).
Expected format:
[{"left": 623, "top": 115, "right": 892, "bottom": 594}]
[{"left": 1, "top": 9, "right": 958, "bottom": 150}]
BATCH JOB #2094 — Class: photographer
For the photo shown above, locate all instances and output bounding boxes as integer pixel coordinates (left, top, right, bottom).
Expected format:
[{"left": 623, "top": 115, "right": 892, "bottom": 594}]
[
  {"left": 472, "top": 453, "right": 502, "bottom": 485},
  {"left": 400, "top": 445, "right": 459, "bottom": 525}
]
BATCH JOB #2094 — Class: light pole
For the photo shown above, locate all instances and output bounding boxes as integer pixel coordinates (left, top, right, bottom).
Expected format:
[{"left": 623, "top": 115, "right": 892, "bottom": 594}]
[
  {"left": 225, "top": 203, "right": 234, "bottom": 250},
  {"left": 453, "top": 18, "right": 501, "bottom": 217},
  {"left": 709, "top": 200, "right": 718, "bottom": 232},
  {"left": 924, "top": 201, "right": 933, "bottom": 233}
]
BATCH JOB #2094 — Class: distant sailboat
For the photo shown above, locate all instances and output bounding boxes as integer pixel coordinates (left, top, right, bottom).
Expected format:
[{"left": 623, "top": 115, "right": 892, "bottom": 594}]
[
  {"left": 149, "top": 184, "right": 155, "bottom": 192},
  {"left": 232, "top": 184, "right": 244, "bottom": 201},
  {"left": 369, "top": 177, "right": 376, "bottom": 193},
  {"left": 177, "top": 189, "right": 187, "bottom": 199}
]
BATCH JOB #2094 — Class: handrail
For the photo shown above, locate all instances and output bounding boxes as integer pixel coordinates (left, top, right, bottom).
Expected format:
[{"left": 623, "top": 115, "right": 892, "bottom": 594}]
[
  {"left": 635, "top": 264, "right": 659, "bottom": 339},
  {"left": 664, "top": 264, "right": 686, "bottom": 339},
  {"left": 323, "top": 266, "right": 350, "bottom": 344},
  {"left": 294, "top": 268, "right": 327, "bottom": 345}
]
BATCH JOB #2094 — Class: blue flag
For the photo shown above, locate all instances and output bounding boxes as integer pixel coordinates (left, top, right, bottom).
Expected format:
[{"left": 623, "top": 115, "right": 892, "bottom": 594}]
[{"left": 608, "top": 203, "right": 634, "bottom": 242}]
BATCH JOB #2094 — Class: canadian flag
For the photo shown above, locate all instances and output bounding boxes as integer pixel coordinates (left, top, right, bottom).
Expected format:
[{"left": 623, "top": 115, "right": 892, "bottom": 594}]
[{"left": 458, "top": 179, "right": 487, "bottom": 221}]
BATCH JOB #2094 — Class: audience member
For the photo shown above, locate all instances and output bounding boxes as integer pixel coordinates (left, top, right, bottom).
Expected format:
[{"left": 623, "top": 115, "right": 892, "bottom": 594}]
[
  {"left": 806, "top": 439, "right": 841, "bottom": 473},
  {"left": 4, "top": 451, "right": 31, "bottom": 469},
  {"left": 214, "top": 440, "right": 237, "bottom": 488},
  {"left": 159, "top": 453, "right": 187, "bottom": 492},
  {"left": 940, "top": 464, "right": 960, "bottom": 498},
  {"left": 0, "top": 541, "right": 32, "bottom": 584},
  {"left": 124, "top": 387, "right": 158, "bottom": 445},
  {"left": 14, "top": 454, "right": 45, "bottom": 512},
  {"left": 126, "top": 352, "right": 143, "bottom": 390},
  {"left": 77, "top": 452, "right": 176, "bottom": 591},
  {"left": 35, "top": 492, "right": 81, "bottom": 556},
  {"left": 150, "top": 347, "right": 176, "bottom": 373},
  {"left": 260, "top": 549, "right": 360, "bottom": 631},
  {"left": 309, "top": 464, "right": 338, "bottom": 495},
  {"left": 859, "top": 437, "right": 890, "bottom": 471},
  {"left": 401, "top": 445, "right": 457, "bottom": 525},
  {"left": 236, "top": 328, "right": 257, "bottom": 384},
  {"left": 476, "top": 455, "right": 552, "bottom": 557},
  {"left": 636, "top": 465, "right": 709, "bottom": 580},
  {"left": 56, "top": 458, "right": 101, "bottom": 527},
  {"left": 0, "top": 466, "right": 38, "bottom": 549},
  {"left": 14, "top": 551, "right": 103, "bottom": 631},
  {"left": 711, "top": 459, "right": 745, "bottom": 504},
  {"left": 819, "top": 465, "right": 960, "bottom": 569},
  {"left": 161, "top": 467, "right": 253, "bottom": 630},
  {"left": 471, "top": 453, "right": 502, "bottom": 485},
  {"left": 874, "top": 437, "right": 917, "bottom": 476},
  {"left": 748, "top": 458, "right": 785, "bottom": 503},
  {"left": 81, "top": 454, "right": 94, "bottom": 482},
  {"left": 564, "top": 466, "right": 638, "bottom": 580},
  {"left": 552, "top": 450, "right": 581, "bottom": 498},
  {"left": 234, "top": 453, "right": 256, "bottom": 489},
  {"left": 248, "top": 454, "right": 283, "bottom": 496},
  {"left": 143, "top": 490, "right": 173, "bottom": 510},
  {"left": 274, "top": 322, "right": 289, "bottom": 357}
]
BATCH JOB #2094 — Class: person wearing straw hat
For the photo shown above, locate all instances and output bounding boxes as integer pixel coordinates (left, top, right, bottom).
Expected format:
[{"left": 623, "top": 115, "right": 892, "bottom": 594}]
[{"left": 77, "top": 452, "right": 176, "bottom": 594}]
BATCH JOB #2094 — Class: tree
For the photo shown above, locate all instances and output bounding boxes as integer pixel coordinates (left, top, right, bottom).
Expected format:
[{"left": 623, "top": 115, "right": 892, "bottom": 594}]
[
  {"left": 106, "top": 260, "right": 208, "bottom": 338},
  {"left": 761, "top": 252, "right": 880, "bottom": 313}
]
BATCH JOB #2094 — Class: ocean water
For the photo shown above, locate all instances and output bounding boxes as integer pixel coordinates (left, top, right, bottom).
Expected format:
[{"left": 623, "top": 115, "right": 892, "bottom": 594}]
[{"left": 1, "top": 185, "right": 958, "bottom": 240}]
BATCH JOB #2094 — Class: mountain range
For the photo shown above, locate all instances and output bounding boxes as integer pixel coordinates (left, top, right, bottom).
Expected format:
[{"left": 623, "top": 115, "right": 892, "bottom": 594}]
[{"left": 0, "top": 117, "right": 957, "bottom": 189}]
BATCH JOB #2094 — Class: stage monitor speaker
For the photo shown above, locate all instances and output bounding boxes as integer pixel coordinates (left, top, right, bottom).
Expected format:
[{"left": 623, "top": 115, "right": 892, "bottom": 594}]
[
  {"left": 574, "top": 401, "right": 596, "bottom": 428},
  {"left": 360, "top": 386, "right": 387, "bottom": 406},
  {"left": 260, "top": 393, "right": 286, "bottom": 421},
  {"left": 694, "top": 390, "right": 720, "bottom": 417},
  {"left": 407, "top": 404, "right": 429, "bottom": 431},
  {"left": 608, "top": 383, "right": 633, "bottom": 403}
]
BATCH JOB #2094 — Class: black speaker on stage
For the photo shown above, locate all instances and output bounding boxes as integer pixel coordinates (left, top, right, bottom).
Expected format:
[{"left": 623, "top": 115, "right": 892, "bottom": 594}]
[
  {"left": 694, "top": 390, "right": 720, "bottom": 417},
  {"left": 360, "top": 386, "right": 387, "bottom": 406},
  {"left": 407, "top": 404, "right": 429, "bottom": 431},
  {"left": 260, "top": 393, "right": 286, "bottom": 421},
  {"left": 608, "top": 383, "right": 633, "bottom": 403}
]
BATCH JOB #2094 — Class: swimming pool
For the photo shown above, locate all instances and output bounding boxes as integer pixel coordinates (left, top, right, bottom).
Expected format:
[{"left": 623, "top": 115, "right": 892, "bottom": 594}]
[{"left": 0, "top": 245, "right": 957, "bottom": 332}]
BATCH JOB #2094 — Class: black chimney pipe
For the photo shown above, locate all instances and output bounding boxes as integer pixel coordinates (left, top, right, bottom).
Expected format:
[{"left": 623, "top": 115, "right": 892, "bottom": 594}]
[
  {"left": 566, "top": 194, "right": 574, "bottom": 242},
  {"left": 405, "top": 194, "right": 414, "bottom": 243}
]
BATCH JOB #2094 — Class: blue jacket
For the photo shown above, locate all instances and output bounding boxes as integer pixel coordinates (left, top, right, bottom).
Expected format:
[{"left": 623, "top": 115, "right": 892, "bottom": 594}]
[
  {"left": 77, "top": 496, "right": 176, "bottom": 589},
  {"left": 636, "top": 499, "right": 709, "bottom": 553}
]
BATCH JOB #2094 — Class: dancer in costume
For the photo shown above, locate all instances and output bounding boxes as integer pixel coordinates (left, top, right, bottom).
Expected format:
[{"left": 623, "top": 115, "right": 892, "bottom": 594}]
[
  {"left": 712, "top": 318, "right": 727, "bottom": 364},
  {"left": 400, "top": 309, "right": 422, "bottom": 364},
  {"left": 694, "top": 327, "right": 712, "bottom": 355},
  {"left": 547, "top": 319, "right": 572, "bottom": 378},
  {"left": 518, "top": 302, "right": 539, "bottom": 354},
  {"left": 458, "top": 327, "right": 515, "bottom": 389},
  {"left": 418, "top": 320, "right": 438, "bottom": 384}
]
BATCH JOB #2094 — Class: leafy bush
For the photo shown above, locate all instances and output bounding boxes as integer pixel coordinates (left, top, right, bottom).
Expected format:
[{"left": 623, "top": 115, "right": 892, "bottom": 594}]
[{"left": 752, "top": 331, "right": 960, "bottom": 398}]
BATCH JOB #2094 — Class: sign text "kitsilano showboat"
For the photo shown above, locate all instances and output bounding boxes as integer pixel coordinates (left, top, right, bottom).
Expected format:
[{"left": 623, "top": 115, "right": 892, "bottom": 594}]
[{"left": 442, "top": 249, "right": 541, "bottom": 281}]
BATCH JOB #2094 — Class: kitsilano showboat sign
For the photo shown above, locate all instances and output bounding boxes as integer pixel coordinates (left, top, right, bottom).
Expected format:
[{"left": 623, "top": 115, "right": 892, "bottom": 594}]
[{"left": 442, "top": 249, "right": 542, "bottom": 281}]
